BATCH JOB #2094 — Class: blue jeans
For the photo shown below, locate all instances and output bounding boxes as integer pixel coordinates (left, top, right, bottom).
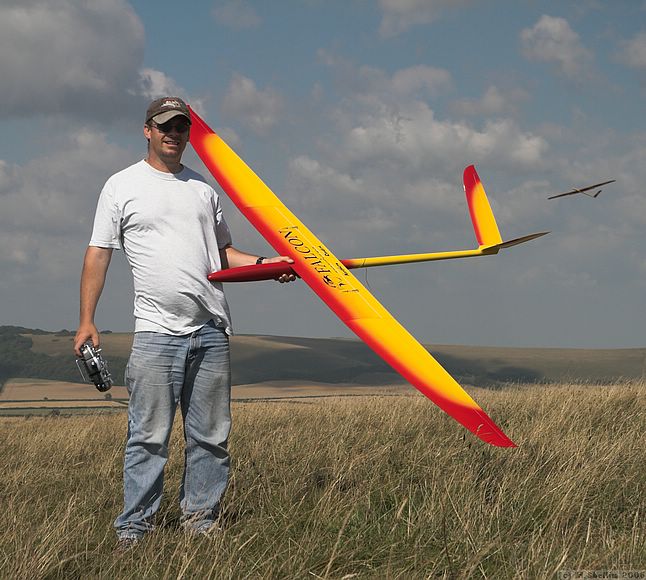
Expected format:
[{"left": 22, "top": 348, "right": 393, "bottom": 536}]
[{"left": 114, "top": 320, "right": 231, "bottom": 538}]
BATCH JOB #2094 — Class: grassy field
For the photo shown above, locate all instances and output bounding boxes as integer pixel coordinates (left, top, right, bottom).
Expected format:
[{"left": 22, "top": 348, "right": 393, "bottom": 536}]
[{"left": 1, "top": 382, "right": 644, "bottom": 579}]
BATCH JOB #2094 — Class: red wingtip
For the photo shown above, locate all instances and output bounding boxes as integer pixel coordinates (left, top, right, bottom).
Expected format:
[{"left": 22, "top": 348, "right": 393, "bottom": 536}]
[
  {"left": 463, "top": 164, "right": 479, "bottom": 189},
  {"left": 188, "top": 105, "right": 213, "bottom": 143},
  {"left": 474, "top": 410, "right": 516, "bottom": 447},
  {"left": 438, "top": 397, "right": 516, "bottom": 447}
]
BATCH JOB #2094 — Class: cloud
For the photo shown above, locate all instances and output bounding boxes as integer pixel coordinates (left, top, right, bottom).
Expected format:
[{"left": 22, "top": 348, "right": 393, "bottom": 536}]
[
  {"left": 285, "top": 152, "right": 460, "bottom": 256},
  {"left": 452, "top": 86, "right": 530, "bottom": 117},
  {"left": 601, "top": 141, "right": 646, "bottom": 228},
  {"left": 391, "top": 65, "right": 454, "bottom": 97},
  {"left": 212, "top": 0, "right": 261, "bottom": 30},
  {"left": 355, "top": 64, "right": 453, "bottom": 103},
  {"left": 220, "top": 74, "right": 284, "bottom": 134},
  {"left": 288, "top": 152, "right": 458, "bottom": 213},
  {"left": 318, "top": 51, "right": 453, "bottom": 103},
  {"left": 288, "top": 156, "right": 365, "bottom": 200},
  {"left": 139, "top": 68, "right": 207, "bottom": 114},
  {"left": 283, "top": 100, "right": 547, "bottom": 257},
  {"left": 0, "top": 1, "right": 201, "bottom": 123},
  {"left": 487, "top": 178, "right": 554, "bottom": 226},
  {"left": 336, "top": 101, "right": 547, "bottom": 173},
  {"left": 520, "top": 15, "right": 594, "bottom": 80},
  {"left": 0, "top": 0, "right": 145, "bottom": 120},
  {"left": 0, "top": 129, "right": 132, "bottom": 280},
  {"left": 378, "top": 0, "right": 473, "bottom": 37},
  {"left": 618, "top": 31, "right": 646, "bottom": 69},
  {"left": 0, "top": 160, "right": 19, "bottom": 195},
  {"left": 284, "top": 58, "right": 549, "bottom": 255},
  {"left": 139, "top": 69, "right": 185, "bottom": 101}
]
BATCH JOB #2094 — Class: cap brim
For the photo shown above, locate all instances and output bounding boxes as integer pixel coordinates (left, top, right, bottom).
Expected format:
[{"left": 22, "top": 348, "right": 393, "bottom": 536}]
[{"left": 150, "top": 110, "right": 191, "bottom": 124}]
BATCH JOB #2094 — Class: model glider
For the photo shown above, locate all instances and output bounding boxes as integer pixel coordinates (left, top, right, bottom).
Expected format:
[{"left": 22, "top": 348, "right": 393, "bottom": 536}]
[
  {"left": 189, "top": 107, "right": 547, "bottom": 448},
  {"left": 548, "top": 179, "right": 615, "bottom": 200}
]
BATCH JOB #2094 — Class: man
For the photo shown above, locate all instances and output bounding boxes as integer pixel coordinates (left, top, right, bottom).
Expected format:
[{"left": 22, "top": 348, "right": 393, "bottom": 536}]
[{"left": 74, "top": 97, "right": 294, "bottom": 548}]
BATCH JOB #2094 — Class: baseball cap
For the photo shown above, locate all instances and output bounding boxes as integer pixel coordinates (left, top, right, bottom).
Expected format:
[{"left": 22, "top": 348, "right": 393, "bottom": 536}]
[{"left": 145, "top": 97, "right": 191, "bottom": 125}]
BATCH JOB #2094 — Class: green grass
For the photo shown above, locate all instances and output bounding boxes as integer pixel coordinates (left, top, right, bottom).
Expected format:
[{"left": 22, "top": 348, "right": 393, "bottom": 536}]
[{"left": 1, "top": 383, "right": 644, "bottom": 578}]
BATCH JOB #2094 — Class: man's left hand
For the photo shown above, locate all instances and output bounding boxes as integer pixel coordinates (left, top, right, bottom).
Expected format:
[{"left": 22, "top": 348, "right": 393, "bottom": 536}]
[{"left": 263, "top": 256, "right": 297, "bottom": 283}]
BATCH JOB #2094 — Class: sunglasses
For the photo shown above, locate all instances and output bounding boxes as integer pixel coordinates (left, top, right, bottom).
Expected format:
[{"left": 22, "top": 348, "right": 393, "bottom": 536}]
[{"left": 151, "top": 119, "right": 190, "bottom": 134}]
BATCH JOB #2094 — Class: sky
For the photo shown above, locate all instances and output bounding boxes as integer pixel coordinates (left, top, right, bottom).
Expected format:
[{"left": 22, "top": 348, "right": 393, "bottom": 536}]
[{"left": 1, "top": 0, "right": 645, "bottom": 349}]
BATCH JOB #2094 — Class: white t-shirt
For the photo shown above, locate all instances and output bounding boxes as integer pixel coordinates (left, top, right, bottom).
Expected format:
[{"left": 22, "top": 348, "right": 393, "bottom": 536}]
[{"left": 90, "top": 159, "right": 233, "bottom": 336}]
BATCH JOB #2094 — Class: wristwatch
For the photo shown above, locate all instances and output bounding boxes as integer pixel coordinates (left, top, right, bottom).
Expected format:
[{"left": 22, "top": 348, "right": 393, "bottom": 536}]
[{"left": 256, "top": 256, "right": 266, "bottom": 265}]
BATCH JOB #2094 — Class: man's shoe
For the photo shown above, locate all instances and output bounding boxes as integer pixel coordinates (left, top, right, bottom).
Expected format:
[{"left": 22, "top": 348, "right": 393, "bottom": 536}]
[
  {"left": 114, "top": 536, "right": 141, "bottom": 554},
  {"left": 182, "top": 521, "right": 222, "bottom": 537}
]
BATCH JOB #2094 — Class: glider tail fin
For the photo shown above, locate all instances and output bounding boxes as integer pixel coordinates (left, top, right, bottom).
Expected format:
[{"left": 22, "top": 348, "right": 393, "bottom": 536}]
[{"left": 463, "top": 165, "right": 503, "bottom": 248}]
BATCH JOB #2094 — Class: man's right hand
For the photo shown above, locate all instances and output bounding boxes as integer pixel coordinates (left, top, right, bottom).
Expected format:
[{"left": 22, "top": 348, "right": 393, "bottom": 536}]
[{"left": 74, "top": 324, "right": 99, "bottom": 357}]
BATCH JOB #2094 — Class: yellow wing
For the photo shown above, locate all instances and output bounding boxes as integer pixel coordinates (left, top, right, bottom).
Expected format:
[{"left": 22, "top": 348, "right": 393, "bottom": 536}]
[{"left": 190, "top": 107, "right": 515, "bottom": 447}]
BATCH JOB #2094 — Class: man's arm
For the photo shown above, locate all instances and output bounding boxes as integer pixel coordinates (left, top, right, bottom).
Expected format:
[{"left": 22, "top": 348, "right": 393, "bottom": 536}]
[
  {"left": 74, "top": 246, "right": 113, "bottom": 355},
  {"left": 220, "top": 245, "right": 296, "bottom": 283}
]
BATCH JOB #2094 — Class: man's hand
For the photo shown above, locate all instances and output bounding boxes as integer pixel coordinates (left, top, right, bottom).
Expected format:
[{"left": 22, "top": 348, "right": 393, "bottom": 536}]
[
  {"left": 74, "top": 323, "right": 100, "bottom": 357},
  {"left": 263, "top": 256, "right": 297, "bottom": 283},
  {"left": 221, "top": 246, "right": 297, "bottom": 283}
]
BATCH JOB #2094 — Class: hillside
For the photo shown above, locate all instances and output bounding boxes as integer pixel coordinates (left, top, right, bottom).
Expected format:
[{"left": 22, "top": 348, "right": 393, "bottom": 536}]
[{"left": 1, "top": 325, "right": 644, "bottom": 390}]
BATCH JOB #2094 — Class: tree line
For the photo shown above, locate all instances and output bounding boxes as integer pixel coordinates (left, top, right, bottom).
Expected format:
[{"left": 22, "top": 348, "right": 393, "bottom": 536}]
[{"left": 0, "top": 326, "right": 126, "bottom": 389}]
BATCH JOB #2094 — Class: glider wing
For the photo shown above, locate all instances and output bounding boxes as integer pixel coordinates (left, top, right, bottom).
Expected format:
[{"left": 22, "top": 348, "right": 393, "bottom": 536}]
[
  {"left": 547, "top": 179, "right": 616, "bottom": 200},
  {"left": 190, "top": 107, "right": 515, "bottom": 447},
  {"left": 209, "top": 165, "right": 546, "bottom": 283}
]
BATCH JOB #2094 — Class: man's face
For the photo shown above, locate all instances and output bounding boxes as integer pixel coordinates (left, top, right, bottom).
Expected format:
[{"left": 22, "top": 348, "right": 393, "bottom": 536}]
[{"left": 143, "top": 116, "right": 190, "bottom": 164}]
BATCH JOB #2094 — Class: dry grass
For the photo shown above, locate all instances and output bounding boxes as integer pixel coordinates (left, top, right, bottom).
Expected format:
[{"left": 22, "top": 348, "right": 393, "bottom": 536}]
[{"left": 0, "top": 382, "right": 644, "bottom": 579}]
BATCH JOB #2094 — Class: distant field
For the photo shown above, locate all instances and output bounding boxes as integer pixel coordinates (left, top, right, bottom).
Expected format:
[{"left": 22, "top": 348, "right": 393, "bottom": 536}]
[
  {"left": 0, "top": 376, "right": 409, "bottom": 415},
  {"left": 2, "top": 329, "right": 644, "bottom": 416},
  {"left": 1, "top": 378, "right": 129, "bottom": 401},
  {"left": 1, "top": 383, "right": 643, "bottom": 578},
  {"left": 21, "top": 331, "right": 646, "bottom": 388},
  {"left": 0, "top": 378, "right": 128, "bottom": 414},
  {"left": 1, "top": 377, "right": 405, "bottom": 402}
]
